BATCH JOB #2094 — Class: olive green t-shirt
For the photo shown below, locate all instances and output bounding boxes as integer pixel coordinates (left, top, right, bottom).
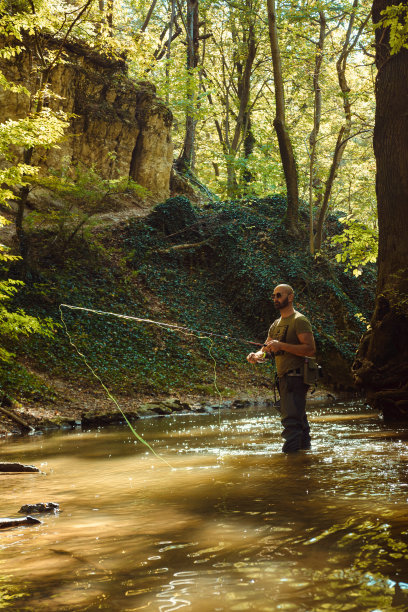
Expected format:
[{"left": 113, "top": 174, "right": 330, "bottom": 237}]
[{"left": 267, "top": 310, "right": 313, "bottom": 377}]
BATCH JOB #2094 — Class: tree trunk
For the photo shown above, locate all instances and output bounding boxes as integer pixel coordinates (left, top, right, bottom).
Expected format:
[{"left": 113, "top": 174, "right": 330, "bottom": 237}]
[
  {"left": 140, "top": 0, "right": 158, "bottom": 32},
  {"left": 106, "top": 0, "right": 113, "bottom": 35},
  {"left": 242, "top": 113, "right": 255, "bottom": 188},
  {"left": 266, "top": 0, "right": 299, "bottom": 234},
  {"left": 227, "top": 21, "right": 256, "bottom": 197},
  {"left": 352, "top": 0, "right": 408, "bottom": 421},
  {"left": 16, "top": 66, "right": 50, "bottom": 259},
  {"left": 176, "top": 0, "right": 199, "bottom": 173},
  {"left": 308, "top": 11, "right": 326, "bottom": 255},
  {"left": 314, "top": 124, "right": 349, "bottom": 251},
  {"left": 165, "top": 0, "right": 177, "bottom": 103},
  {"left": 313, "top": 2, "right": 372, "bottom": 252},
  {"left": 314, "top": 0, "right": 359, "bottom": 252}
]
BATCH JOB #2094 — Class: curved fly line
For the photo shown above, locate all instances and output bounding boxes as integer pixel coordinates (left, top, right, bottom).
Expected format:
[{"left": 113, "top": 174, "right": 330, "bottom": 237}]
[{"left": 59, "top": 304, "right": 259, "bottom": 465}]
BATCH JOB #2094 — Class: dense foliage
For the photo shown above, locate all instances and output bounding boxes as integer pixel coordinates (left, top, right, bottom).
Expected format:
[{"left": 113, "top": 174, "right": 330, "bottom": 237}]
[{"left": 5, "top": 196, "right": 375, "bottom": 404}]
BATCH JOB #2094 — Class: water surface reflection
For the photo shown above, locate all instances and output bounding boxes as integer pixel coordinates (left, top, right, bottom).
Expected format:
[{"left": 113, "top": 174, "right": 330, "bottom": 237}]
[{"left": 1, "top": 401, "right": 408, "bottom": 610}]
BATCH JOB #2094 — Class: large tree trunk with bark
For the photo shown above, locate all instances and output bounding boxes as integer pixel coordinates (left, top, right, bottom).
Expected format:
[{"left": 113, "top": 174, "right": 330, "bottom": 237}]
[{"left": 352, "top": 0, "right": 408, "bottom": 421}]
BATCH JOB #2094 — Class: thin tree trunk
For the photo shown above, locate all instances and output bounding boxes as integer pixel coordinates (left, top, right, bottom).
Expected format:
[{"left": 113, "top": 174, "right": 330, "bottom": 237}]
[
  {"left": 242, "top": 113, "right": 255, "bottom": 187},
  {"left": 165, "top": 0, "right": 177, "bottom": 103},
  {"left": 140, "top": 0, "right": 159, "bottom": 32},
  {"left": 227, "top": 22, "right": 256, "bottom": 196},
  {"left": 97, "top": 0, "right": 104, "bottom": 32},
  {"left": 266, "top": 0, "right": 299, "bottom": 233},
  {"left": 231, "top": 25, "right": 255, "bottom": 154},
  {"left": 198, "top": 70, "right": 228, "bottom": 159},
  {"left": 314, "top": 0, "right": 371, "bottom": 251},
  {"left": 176, "top": 0, "right": 199, "bottom": 173},
  {"left": 314, "top": 124, "right": 349, "bottom": 251},
  {"left": 16, "top": 66, "right": 50, "bottom": 257},
  {"left": 308, "top": 11, "right": 326, "bottom": 255}
]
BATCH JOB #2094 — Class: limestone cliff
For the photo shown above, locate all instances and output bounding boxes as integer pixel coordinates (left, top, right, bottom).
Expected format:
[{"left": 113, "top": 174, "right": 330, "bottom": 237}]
[{"left": 0, "top": 40, "right": 173, "bottom": 206}]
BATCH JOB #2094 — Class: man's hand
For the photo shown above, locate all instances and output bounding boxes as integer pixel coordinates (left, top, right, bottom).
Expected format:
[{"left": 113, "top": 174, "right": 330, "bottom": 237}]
[
  {"left": 264, "top": 332, "right": 315, "bottom": 358},
  {"left": 263, "top": 339, "right": 281, "bottom": 353},
  {"left": 246, "top": 350, "right": 265, "bottom": 364}
]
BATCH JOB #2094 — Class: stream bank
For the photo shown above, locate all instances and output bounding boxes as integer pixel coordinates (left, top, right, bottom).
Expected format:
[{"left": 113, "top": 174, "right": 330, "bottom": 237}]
[{"left": 0, "top": 371, "right": 359, "bottom": 438}]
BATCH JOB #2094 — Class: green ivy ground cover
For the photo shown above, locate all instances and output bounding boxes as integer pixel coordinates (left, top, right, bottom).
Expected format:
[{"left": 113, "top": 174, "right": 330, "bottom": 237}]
[{"left": 4, "top": 195, "right": 376, "bottom": 404}]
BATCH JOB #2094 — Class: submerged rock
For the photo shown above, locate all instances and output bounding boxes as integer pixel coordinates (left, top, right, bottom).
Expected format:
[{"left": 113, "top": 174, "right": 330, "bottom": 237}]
[
  {"left": 191, "top": 405, "right": 209, "bottom": 413},
  {"left": 231, "top": 400, "right": 252, "bottom": 409},
  {"left": 81, "top": 410, "right": 139, "bottom": 428},
  {"left": 139, "top": 403, "right": 173, "bottom": 416},
  {"left": 138, "top": 398, "right": 191, "bottom": 416},
  {"left": 136, "top": 405, "right": 158, "bottom": 416},
  {"left": 18, "top": 502, "right": 59, "bottom": 514},
  {"left": 161, "top": 398, "right": 191, "bottom": 411},
  {"left": 0, "top": 462, "right": 40, "bottom": 473}
]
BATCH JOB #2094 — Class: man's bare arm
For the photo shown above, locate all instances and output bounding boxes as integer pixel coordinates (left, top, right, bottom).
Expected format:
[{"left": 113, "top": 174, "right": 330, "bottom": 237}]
[{"left": 264, "top": 332, "right": 315, "bottom": 357}]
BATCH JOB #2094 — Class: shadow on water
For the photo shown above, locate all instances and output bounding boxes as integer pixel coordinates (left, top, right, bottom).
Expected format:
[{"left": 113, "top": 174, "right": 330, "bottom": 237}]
[{"left": 1, "top": 401, "right": 408, "bottom": 610}]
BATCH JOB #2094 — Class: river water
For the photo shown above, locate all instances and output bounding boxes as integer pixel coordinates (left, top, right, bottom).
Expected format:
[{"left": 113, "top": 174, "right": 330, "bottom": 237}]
[{"left": 1, "top": 400, "right": 408, "bottom": 611}]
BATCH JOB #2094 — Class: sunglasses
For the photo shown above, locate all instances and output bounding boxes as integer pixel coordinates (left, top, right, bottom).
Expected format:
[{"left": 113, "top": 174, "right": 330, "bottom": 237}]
[{"left": 272, "top": 292, "right": 283, "bottom": 299}]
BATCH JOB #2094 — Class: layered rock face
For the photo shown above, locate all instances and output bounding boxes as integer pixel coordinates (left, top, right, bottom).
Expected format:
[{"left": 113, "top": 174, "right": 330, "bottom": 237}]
[{"left": 0, "top": 41, "right": 173, "bottom": 205}]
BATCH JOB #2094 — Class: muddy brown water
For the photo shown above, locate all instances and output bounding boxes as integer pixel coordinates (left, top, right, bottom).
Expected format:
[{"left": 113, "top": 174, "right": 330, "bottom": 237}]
[{"left": 1, "top": 400, "right": 408, "bottom": 611}]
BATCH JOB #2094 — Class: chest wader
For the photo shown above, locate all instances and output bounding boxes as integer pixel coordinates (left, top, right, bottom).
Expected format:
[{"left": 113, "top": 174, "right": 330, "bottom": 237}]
[{"left": 277, "top": 371, "right": 311, "bottom": 453}]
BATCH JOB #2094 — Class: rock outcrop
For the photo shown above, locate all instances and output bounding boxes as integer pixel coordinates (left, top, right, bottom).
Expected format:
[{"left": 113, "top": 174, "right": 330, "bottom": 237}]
[{"left": 0, "top": 40, "right": 173, "bottom": 206}]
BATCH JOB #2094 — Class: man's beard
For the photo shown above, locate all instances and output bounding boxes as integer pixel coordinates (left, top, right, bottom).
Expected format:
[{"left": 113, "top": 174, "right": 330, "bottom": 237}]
[{"left": 274, "top": 296, "right": 289, "bottom": 310}]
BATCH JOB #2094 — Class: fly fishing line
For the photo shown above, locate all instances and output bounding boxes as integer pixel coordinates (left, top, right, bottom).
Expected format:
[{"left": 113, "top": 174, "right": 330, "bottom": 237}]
[
  {"left": 59, "top": 304, "right": 236, "bottom": 463},
  {"left": 59, "top": 305, "right": 173, "bottom": 468},
  {"left": 59, "top": 304, "right": 263, "bottom": 347}
]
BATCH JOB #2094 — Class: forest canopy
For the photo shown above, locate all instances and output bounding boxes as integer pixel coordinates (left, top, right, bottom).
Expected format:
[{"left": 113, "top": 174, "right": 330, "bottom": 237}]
[{"left": 0, "top": 0, "right": 378, "bottom": 266}]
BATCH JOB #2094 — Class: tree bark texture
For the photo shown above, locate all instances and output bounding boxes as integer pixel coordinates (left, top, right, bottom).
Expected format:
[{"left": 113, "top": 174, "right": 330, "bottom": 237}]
[
  {"left": 225, "top": 21, "right": 256, "bottom": 196},
  {"left": 308, "top": 11, "right": 326, "bottom": 255},
  {"left": 242, "top": 113, "right": 255, "bottom": 187},
  {"left": 353, "top": 0, "right": 408, "bottom": 421},
  {"left": 266, "top": 0, "right": 299, "bottom": 233},
  {"left": 176, "top": 0, "right": 199, "bottom": 172}
]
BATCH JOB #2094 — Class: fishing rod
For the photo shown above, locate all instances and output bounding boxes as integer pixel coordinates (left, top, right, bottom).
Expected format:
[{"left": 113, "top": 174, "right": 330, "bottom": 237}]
[{"left": 59, "top": 304, "right": 264, "bottom": 347}]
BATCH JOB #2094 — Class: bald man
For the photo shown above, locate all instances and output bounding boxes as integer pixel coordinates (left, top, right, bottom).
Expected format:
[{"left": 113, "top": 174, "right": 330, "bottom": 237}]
[{"left": 247, "top": 284, "right": 316, "bottom": 452}]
